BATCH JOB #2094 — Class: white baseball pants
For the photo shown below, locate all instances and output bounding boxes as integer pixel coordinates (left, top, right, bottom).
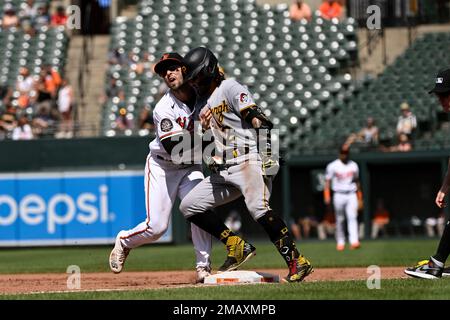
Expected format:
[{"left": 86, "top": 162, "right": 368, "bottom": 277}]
[
  {"left": 333, "top": 192, "right": 359, "bottom": 246},
  {"left": 119, "top": 154, "right": 212, "bottom": 269}
]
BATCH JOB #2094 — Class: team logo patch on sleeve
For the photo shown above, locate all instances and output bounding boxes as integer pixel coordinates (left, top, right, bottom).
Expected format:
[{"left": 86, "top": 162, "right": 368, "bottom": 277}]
[
  {"left": 160, "top": 118, "right": 174, "bottom": 132},
  {"left": 239, "top": 93, "right": 249, "bottom": 104}
]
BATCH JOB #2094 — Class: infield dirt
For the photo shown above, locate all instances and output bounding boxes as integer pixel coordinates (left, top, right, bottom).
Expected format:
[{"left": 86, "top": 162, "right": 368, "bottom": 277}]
[{"left": 0, "top": 267, "right": 407, "bottom": 295}]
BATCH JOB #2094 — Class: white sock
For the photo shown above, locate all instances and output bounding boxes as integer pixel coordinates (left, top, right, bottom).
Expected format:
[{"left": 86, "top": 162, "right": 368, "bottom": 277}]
[{"left": 430, "top": 256, "right": 444, "bottom": 268}]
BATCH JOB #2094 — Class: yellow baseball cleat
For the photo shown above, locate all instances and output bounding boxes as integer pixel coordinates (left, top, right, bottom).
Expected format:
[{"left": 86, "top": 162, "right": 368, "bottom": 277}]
[{"left": 218, "top": 236, "right": 256, "bottom": 272}]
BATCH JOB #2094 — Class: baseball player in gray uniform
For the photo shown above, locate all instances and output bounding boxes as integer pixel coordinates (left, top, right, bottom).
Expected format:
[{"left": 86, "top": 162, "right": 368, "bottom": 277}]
[
  {"left": 178, "top": 47, "right": 314, "bottom": 282},
  {"left": 109, "top": 52, "right": 213, "bottom": 283}
]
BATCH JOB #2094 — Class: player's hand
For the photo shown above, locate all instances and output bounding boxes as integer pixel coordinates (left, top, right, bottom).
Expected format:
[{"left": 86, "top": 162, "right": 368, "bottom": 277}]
[
  {"left": 435, "top": 191, "right": 447, "bottom": 208},
  {"left": 199, "top": 108, "right": 212, "bottom": 130},
  {"left": 357, "top": 198, "right": 364, "bottom": 211}
]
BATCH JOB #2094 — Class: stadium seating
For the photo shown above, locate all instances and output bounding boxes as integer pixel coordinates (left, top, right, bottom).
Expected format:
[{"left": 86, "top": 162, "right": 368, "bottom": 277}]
[
  {"left": 103, "top": 0, "right": 359, "bottom": 148},
  {"left": 103, "top": 0, "right": 450, "bottom": 156},
  {"left": 307, "top": 32, "right": 450, "bottom": 153},
  {"left": 0, "top": 0, "right": 69, "bottom": 115}
]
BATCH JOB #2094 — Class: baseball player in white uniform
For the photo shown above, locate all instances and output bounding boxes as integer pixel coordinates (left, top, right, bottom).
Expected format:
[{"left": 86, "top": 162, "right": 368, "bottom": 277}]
[
  {"left": 109, "top": 52, "right": 213, "bottom": 283},
  {"left": 324, "top": 145, "right": 363, "bottom": 251},
  {"left": 177, "top": 47, "right": 313, "bottom": 282}
]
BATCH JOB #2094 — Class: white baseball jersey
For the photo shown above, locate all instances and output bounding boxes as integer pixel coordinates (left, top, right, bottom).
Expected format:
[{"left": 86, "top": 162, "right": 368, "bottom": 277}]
[
  {"left": 118, "top": 88, "right": 212, "bottom": 270},
  {"left": 326, "top": 159, "right": 360, "bottom": 246},
  {"left": 325, "top": 159, "right": 359, "bottom": 193},
  {"left": 149, "top": 89, "right": 204, "bottom": 160},
  {"left": 205, "top": 79, "right": 259, "bottom": 164}
]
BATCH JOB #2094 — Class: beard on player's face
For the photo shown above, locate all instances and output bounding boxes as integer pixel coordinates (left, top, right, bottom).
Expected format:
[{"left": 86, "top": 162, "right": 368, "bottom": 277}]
[
  {"left": 339, "top": 154, "right": 349, "bottom": 163},
  {"left": 438, "top": 93, "right": 450, "bottom": 112},
  {"left": 164, "top": 68, "right": 184, "bottom": 90}
]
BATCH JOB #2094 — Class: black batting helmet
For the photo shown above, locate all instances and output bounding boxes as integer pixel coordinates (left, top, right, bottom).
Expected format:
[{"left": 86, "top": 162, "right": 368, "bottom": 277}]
[{"left": 183, "top": 47, "right": 219, "bottom": 81}]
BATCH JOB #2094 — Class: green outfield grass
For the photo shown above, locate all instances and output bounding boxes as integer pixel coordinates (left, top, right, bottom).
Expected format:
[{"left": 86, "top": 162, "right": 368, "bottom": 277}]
[
  {"left": 0, "top": 238, "right": 440, "bottom": 274},
  {"left": 2, "top": 278, "right": 450, "bottom": 300}
]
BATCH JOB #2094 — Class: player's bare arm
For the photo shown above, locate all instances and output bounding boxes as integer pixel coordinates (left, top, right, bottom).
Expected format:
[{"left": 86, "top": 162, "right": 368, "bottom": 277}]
[
  {"left": 356, "top": 181, "right": 364, "bottom": 210},
  {"left": 323, "top": 179, "right": 331, "bottom": 205},
  {"left": 436, "top": 159, "right": 450, "bottom": 208},
  {"left": 199, "top": 107, "right": 212, "bottom": 130}
]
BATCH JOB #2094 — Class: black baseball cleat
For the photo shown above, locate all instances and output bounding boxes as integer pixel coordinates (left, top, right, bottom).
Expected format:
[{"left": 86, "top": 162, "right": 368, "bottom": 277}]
[
  {"left": 404, "top": 259, "right": 443, "bottom": 279},
  {"left": 218, "top": 236, "right": 256, "bottom": 272},
  {"left": 443, "top": 266, "right": 450, "bottom": 277}
]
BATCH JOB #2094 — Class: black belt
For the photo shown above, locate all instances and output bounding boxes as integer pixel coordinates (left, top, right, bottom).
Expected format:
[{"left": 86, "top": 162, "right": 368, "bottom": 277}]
[
  {"left": 155, "top": 155, "right": 190, "bottom": 165},
  {"left": 334, "top": 191, "right": 355, "bottom": 194},
  {"left": 156, "top": 155, "right": 171, "bottom": 162}
]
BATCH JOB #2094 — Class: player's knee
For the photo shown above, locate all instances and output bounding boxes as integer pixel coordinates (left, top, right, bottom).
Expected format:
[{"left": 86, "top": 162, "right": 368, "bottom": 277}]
[
  {"left": 179, "top": 198, "right": 198, "bottom": 218},
  {"left": 149, "top": 223, "right": 168, "bottom": 239},
  {"left": 247, "top": 205, "right": 267, "bottom": 221}
]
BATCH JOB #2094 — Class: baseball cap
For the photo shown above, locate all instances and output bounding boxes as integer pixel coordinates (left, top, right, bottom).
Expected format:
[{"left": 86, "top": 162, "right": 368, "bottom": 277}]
[
  {"left": 3, "top": 3, "right": 14, "bottom": 12},
  {"left": 153, "top": 52, "right": 184, "bottom": 76},
  {"left": 429, "top": 68, "right": 450, "bottom": 94},
  {"left": 400, "top": 102, "right": 410, "bottom": 110}
]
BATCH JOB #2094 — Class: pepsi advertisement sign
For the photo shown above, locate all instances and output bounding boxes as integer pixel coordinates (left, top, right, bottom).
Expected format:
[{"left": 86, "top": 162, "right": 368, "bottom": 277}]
[{"left": 0, "top": 171, "right": 172, "bottom": 246}]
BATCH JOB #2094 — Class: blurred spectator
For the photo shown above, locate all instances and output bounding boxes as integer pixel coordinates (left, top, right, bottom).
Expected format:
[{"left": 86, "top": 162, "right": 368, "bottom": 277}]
[
  {"left": 387, "top": 133, "right": 413, "bottom": 152},
  {"left": 34, "top": 70, "right": 53, "bottom": 112},
  {"left": 115, "top": 107, "right": 134, "bottom": 133},
  {"left": 2, "top": 4, "right": 20, "bottom": 28},
  {"left": 12, "top": 115, "right": 33, "bottom": 140},
  {"left": 19, "top": 0, "right": 37, "bottom": 18},
  {"left": 289, "top": 218, "right": 302, "bottom": 240},
  {"left": 19, "top": 0, "right": 37, "bottom": 30},
  {"left": 289, "top": 0, "right": 312, "bottom": 21},
  {"left": 138, "top": 105, "right": 155, "bottom": 131},
  {"left": 37, "top": 65, "right": 62, "bottom": 101},
  {"left": 396, "top": 102, "right": 417, "bottom": 140},
  {"left": 32, "top": 104, "right": 57, "bottom": 138},
  {"left": 371, "top": 199, "right": 390, "bottom": 239},
  {"left": 345, "top": 117, "right": 379, "bottom": 149},
  {"left": 0, "top": 103, "right": 18, "bottom": 139},
  {"left": 103, "top": 77, "right": 120, "bottom": 104},
  {"left": 317, "top": 210, "right": 336, "bottom": 240},
  {"left": 32, "top": 3, "right": 50, "bottom": 30},
  {"left": 425, "top": 212, "right": 446, "bottom": 238},
  {"left": 298, "top": 216, "right": 319, "bottom": 239},
  {"left": 16, "top": 67, "right": 34, "bottom": 109},
  {"left": 51, "top": 5, "right": 68, "bottom": 26},
  {"left": 319, "top": 0, "right": 343, "bottom": 20},
  {"left": 108, "top": 48, "right": 127, "bottom": 65},
  {"left": 127, "top": 51, "right": 140, "bottom": 70},
  {"left": 297, "top": 206, "right": 320, "bottom": 239},
  {"left": 224, "top": 210, "right": 242, "bottom": 235},
  {"left": 1, "top": 84, "right": 13, "bottom": 105},
  {"left": 117, "top": 90, "right": 127, "bottom": 109},
  {"left": 357, "top": 117, "right": 379, "bottom": 146},
  {"left": 136, "top": 52, "right": 154, "bottom": 75},
  {"left": 56, "top": 79, "right": 74, "bottom": 138},
  {"left": 19, "top": 0, "right": 38, "bottom": 35}
]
